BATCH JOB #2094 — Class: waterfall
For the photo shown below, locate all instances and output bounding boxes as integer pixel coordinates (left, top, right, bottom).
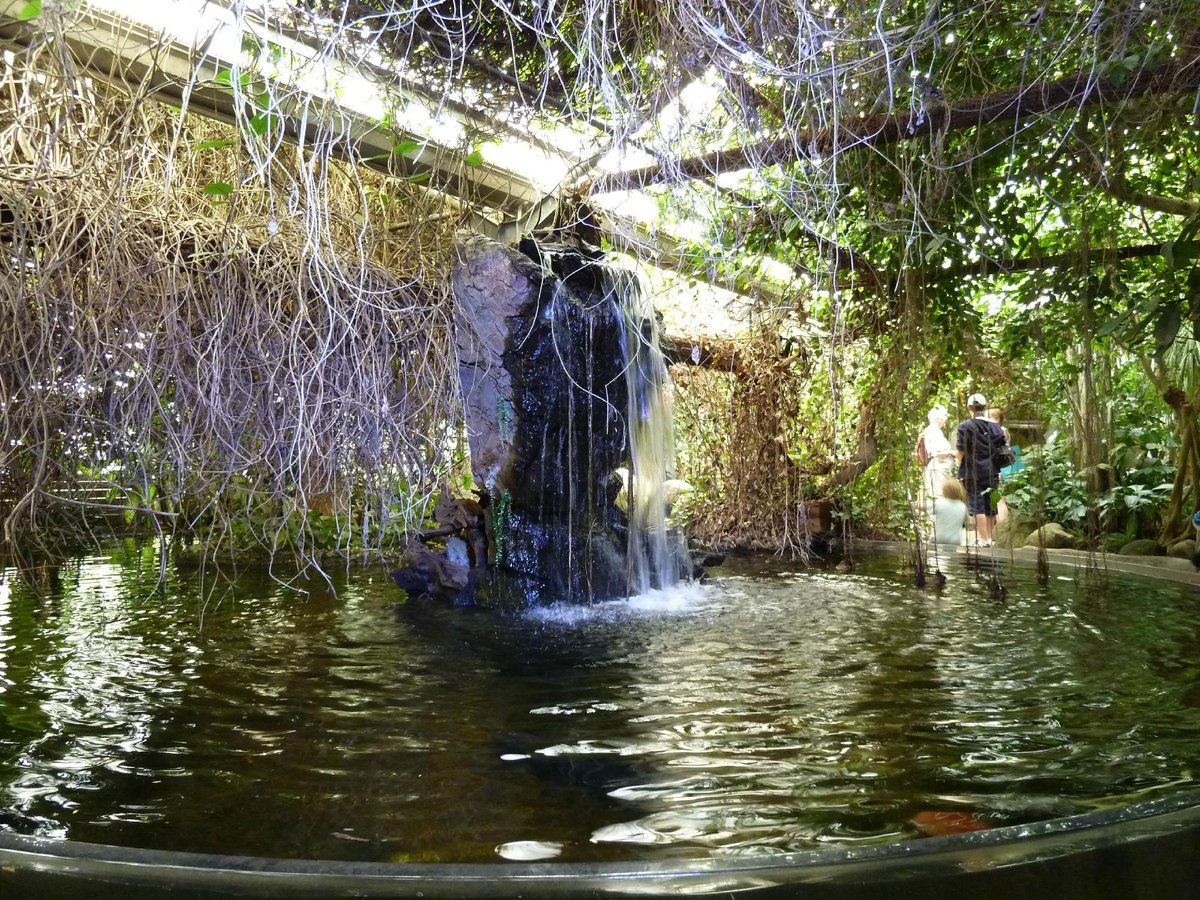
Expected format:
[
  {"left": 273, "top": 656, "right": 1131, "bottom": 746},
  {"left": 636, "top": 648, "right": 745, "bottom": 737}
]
[
  {"left": 442, "top": 236, "right": 691, "bottom": 607},
  {"left": 612, "top": 268, "right": 689, "bottom": 594}
]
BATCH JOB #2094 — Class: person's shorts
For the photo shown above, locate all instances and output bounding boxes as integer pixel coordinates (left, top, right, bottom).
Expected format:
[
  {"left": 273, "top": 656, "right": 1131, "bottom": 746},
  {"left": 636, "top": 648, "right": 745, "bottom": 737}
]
[{"left": 965, "top": 476, "right": 997, "bottom": 516}]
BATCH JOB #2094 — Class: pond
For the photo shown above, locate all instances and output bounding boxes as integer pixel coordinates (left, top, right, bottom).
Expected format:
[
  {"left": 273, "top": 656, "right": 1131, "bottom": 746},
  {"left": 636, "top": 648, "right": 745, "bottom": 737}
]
[{"left": 1, "top": 545, "right": 1199, "bottom": 866}]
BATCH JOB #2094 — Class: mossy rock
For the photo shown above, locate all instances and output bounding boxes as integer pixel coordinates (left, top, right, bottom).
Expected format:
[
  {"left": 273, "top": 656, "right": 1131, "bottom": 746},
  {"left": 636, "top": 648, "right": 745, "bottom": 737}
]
[
  {"left": 1117, "top": 538, "right": 1164, "bottom": 556},
  {"left": 1168, "top": 539, "right": 1196, "bottom": 559},
  {"left": 1103, "top": 533, "right": 1133, "bottom": 554},
  {"left": 1024, "top": 523, "right": 1074, "bottom": 550}
]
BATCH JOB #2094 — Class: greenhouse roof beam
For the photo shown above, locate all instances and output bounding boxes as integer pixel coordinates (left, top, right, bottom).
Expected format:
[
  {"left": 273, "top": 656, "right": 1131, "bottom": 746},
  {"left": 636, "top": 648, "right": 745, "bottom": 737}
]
[
  {"left": 602, "top": 210, "right": 809, "bottom": 316},
  {"left": 0, "top": 0, "right": 554, "bottom": 238}
]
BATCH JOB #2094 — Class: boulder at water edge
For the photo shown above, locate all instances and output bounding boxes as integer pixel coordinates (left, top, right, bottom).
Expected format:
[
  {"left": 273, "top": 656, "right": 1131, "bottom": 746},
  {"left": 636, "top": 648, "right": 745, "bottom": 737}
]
[
  {"left": 1023, "top": 523, "right": 1075, "bottom": 549},
  {"left": 1118, "top": 538, "right": 1164, "bottom": 556},
  {"left": 994, "top": 513, "right": 1036, "bottom": 549},
  {"left": 1168, "top": 539, "right": 1196, "bottom": 559}
]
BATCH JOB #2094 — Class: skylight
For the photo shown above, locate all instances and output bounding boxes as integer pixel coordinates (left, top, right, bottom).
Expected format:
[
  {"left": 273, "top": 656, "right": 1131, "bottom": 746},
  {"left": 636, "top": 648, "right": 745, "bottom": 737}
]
[{"left": 77, "top": 0, "right": 594, "bottom": 197}]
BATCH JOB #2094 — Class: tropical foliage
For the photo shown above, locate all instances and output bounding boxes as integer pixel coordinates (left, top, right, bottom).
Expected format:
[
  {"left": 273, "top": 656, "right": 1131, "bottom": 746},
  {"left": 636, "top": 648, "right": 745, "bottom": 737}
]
[{"left": 2, "top": 0, "right": 1199, "bottom": 558}]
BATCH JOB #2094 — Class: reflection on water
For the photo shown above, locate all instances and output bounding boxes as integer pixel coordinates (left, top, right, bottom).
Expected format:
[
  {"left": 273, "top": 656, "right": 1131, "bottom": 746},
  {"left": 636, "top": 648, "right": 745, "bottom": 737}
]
[{"left": 1, "top": 545, "right": 1199, "bottom": 863}]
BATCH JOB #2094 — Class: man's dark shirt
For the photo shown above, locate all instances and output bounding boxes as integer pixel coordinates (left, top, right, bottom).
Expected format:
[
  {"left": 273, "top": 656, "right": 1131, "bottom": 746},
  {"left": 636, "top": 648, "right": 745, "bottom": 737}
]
[{"left": 956, "top": 416, "right": 1006, "bottom": 486}]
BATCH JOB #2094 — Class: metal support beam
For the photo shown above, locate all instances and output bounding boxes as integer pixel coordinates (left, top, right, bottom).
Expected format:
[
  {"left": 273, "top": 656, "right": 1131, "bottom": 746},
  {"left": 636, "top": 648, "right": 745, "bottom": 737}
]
[{"left": 0, "top": 0, "right": 554, "bottom": 239}]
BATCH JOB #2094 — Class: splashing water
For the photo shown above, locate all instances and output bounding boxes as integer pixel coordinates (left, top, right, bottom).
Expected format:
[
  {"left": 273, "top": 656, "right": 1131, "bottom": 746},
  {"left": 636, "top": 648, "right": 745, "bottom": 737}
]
[
  {"left": 525, "top": 581, "right": 708, "bottom": 626},
  {"left": 612, "top": 267, "right": 690, "bottom": 594}
]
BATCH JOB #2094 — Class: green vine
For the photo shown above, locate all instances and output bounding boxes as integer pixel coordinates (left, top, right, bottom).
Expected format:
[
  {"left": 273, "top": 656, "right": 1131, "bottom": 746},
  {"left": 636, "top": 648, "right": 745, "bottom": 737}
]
[{"left": 492, "top": 487, "right": 512, "bottom": 565}]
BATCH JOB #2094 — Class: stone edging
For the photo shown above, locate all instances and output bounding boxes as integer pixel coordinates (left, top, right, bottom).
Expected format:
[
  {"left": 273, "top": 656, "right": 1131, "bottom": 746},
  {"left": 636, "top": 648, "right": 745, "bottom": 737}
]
[{"left": 860, "top": 540, "right": 1200, "bottom": 587}]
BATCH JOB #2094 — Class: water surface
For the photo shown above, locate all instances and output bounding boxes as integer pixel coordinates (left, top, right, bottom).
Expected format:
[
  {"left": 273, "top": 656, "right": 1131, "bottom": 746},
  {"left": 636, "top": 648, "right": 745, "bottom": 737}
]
[{"left": 1, "top": 546, "right": 1199, "bottom": 863}]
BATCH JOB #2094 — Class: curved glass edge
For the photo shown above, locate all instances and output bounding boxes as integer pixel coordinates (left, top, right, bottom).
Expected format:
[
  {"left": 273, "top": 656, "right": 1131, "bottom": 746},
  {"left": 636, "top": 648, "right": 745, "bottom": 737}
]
[{"left": 1, "top": 789, "right": 1199, "bottom": 897}]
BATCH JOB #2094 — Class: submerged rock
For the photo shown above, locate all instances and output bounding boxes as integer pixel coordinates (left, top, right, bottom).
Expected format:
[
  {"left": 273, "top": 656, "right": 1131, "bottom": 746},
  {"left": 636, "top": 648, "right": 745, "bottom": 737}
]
[
  {"left": 391, "top": 541, "right": 473, "bottom": 604},
  {"left": 688, "top": 548, "right": 725, "bottom": 580},
  {"left": 909, "top": 810, "right": 991, "bottom": 837}
]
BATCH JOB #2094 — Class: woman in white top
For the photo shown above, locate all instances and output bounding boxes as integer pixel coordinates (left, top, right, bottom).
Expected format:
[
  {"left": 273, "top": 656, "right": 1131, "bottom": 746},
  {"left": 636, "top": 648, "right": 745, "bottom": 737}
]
[{"left": 922, "top": 404, "right": 956, "bottom": 502}]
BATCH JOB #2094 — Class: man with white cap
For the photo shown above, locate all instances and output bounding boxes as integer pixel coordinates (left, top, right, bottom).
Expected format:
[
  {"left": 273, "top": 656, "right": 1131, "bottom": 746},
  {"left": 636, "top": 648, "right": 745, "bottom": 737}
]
[{"left": 955, "top": 392, "right": 1007, "bottom": 546}]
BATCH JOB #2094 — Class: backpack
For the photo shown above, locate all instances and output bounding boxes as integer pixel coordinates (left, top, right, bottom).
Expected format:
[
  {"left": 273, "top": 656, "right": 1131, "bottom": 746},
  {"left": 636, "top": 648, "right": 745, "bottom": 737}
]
[
  {"left": 914, "top": 432, "right": 930, "bottom": 467},
  {"left": 973, "top": 419, "right": 1015, "bottom": 470}
]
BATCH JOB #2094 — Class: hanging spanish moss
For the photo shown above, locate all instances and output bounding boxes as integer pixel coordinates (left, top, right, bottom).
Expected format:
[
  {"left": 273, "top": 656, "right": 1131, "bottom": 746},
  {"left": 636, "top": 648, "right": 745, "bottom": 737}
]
[{"left": 0, "top": 42, "right": 461, "bottom": 564}]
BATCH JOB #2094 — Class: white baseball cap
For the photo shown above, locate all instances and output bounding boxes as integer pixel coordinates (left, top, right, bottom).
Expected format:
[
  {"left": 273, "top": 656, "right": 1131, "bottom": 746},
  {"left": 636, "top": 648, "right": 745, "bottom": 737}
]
[{"left": 967, "top": 392, "right": 987, "bottom": 408}]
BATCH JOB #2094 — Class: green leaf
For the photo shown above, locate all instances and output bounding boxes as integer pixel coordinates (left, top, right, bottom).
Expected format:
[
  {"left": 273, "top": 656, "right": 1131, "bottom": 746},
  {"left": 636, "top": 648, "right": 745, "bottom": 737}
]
[
  {"left": 366, "top": 140, "right": 424, "bottom": 161},
  {"left": 463, "top": 147, "right": 484, "bottom": 167},
  {"left": 193, "top": 139, "right": 236, "bottom": 151},
  {"left": 1095, "top": 313, "right": 1128, "bottom": 338},
  {"left": 1176, "top": 242, "right": 1200, "bottom": 264},
  {"left": 1154, "top": 304, "right": 1182, "bottom": 351},
  {"left": 1178, "top": 214, "right": 1200, "bottom": 245},
  {"left": 215, "top": 68, "right": 253, "bottom": 90},
  {"left": 17, "top": 0, "right": 41, "bottom": 20},
  {"left": 248, "top": 112, "right": 272, "bottom": 136},
  {"left": 1108, "top": 65, "right": 1128, "bottom": 86},
  {"left": 203, "top": 181, "right": 234, "bottom": 197},
  {"left": 407, "top": 172, "right": 431, "bottom": 184}
]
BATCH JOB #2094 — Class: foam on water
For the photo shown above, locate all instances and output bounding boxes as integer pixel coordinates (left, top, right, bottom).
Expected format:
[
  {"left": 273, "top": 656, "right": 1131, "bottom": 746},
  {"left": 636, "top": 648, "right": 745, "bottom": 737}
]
[
  {"left": 495, "top": 840, "right": 563, "bottom": 860},
  {"left": 524, "top": 580, "right": 709, "bottom": 626}
]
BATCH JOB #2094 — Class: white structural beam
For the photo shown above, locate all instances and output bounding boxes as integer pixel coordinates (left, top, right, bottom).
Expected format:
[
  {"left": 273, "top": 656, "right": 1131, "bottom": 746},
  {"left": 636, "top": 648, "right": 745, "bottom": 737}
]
[{"left": 0, "top": 0, "right": 561, "bottom": 238}]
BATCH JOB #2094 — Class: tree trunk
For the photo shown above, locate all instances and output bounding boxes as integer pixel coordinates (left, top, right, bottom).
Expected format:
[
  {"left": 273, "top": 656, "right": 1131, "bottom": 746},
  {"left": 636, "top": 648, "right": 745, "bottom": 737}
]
[{"left": 1158, "top": 396, "right": 1200, "bottom": 544}]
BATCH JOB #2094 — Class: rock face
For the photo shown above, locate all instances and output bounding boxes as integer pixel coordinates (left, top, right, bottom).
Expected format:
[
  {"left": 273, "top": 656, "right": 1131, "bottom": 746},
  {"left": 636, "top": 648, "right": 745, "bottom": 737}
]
[{"left": 449, "top": 236, "right": 685, "bottom": 604}]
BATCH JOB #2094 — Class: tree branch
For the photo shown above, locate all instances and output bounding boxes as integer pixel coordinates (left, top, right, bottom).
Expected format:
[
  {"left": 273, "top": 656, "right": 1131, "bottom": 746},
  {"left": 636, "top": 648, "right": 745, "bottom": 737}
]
[
  {"left": 661, "top": 333, "right": 749, "bottom": 372},
  {"left": 1111, "top": 180, "right": 1200, "bottom": 218},
  {"left": 1072, "top": 122, "right": 1200, "bottom": 218},
  {"left": 593, "top": 43, "right": 1200, "bottom": 194},
  {"left": 936, "top": 241, "right": 1199, "bottom": 279}
]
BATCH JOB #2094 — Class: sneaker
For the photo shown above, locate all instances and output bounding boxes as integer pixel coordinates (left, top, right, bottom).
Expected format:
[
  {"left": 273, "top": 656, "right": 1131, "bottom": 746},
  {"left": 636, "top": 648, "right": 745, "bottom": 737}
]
[{"left": 978, "top": 539, "right": 994, "bottom": 548}]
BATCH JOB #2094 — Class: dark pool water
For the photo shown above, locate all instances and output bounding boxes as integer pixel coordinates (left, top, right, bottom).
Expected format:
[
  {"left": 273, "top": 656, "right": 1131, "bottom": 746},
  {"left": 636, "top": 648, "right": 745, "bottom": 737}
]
[{"left": 1, "top": 545, "right": 1199, "bottom": 864}]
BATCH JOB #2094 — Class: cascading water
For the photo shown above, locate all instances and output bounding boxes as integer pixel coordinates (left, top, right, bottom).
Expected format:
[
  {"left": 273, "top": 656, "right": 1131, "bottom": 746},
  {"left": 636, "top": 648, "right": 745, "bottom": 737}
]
[
  {"left": 612, "top": 268, "right": 689, "bottom": 594},
  {"left": 440, "top": 235, "right": 691, "bottom": 606}
]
